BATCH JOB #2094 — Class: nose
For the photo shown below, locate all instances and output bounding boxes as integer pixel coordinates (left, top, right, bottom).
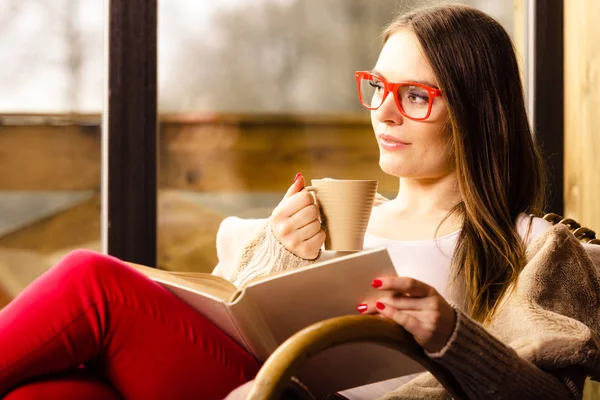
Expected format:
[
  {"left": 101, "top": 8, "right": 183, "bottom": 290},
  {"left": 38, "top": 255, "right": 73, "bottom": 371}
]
[{"left": 372, "top": 91, "right": 404, "bottom": 125}]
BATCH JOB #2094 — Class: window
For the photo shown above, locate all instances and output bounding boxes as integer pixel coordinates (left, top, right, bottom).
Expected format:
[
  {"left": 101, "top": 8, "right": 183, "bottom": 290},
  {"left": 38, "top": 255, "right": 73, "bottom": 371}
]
[
  {"left": 155, "top": 0, "right": 526, "bottom": 272},
  {"left": 0, "top": 0, "right": 103, "bottom": 305}
]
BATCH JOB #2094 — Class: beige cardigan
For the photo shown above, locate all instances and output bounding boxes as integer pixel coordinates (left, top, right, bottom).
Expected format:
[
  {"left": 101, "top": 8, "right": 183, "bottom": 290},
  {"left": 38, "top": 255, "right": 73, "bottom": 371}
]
[{"left": 214, "top": 218, "right": 600, "bottom": 399}]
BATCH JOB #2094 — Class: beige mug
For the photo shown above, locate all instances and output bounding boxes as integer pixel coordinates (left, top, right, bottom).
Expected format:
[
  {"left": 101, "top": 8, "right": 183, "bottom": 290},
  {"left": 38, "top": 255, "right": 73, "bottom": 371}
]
[{"left": 305, "top": 179, "right": 378, "bottom": 251}]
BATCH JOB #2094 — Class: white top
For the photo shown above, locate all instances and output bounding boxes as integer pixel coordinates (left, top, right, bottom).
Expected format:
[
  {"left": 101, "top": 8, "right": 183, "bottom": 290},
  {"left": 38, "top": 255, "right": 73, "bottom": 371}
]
[
  {"left": 361, "top": 214, "right": 551, "bottom": 308},
  {"left": 364, "top": 229, "right": 459, "bottom": 303}
]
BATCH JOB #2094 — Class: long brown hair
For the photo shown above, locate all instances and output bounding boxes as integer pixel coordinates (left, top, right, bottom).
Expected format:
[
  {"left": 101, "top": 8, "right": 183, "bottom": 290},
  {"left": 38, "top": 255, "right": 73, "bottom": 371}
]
[{"left": 383, "top": 4, "right": 546, "bottom": 322}]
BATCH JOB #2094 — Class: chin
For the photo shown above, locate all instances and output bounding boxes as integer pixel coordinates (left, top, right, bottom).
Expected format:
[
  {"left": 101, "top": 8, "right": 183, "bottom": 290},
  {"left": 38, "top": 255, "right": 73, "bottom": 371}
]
[{"left": 379, "top": 157, "right": 406, "bottom": 178}]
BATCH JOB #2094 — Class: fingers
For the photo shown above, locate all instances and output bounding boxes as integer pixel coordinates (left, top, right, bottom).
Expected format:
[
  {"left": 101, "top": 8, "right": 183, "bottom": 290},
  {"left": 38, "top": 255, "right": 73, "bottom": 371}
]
[
  {"left": 374, "top": 303, "right": 456, "bottom": 352},
  {"left": 358, "top": 288, "right": 457, "bottom": 352},
  {"left": 278, "top": 173, "right": 319, "bottom": 218},
  {"left": 357, "top": 300, "right": 425, "bottom": 331},
  {"left": 359, "top": 300, "right": 437, "bottom": 340},
  {"left": 295, "top": 218, "right": 322, "bottom": 241},
  {"left": 382, "top": 295, "right": 427, "bottom": 310},
  {"left": 300, "top": 229, "right": 326, "bottom": 259},
  {"left": 289, "top": 203, "right": 320, "bottom": 229},
  {"left": 283, "top": 173, "right": 305, "bottom": 199},
  {"left": 372, "top": 276, "right": 435, "bottom": 298},
  {"left": 273, "top": 201, "right": 319, "bottom": 235},
  {"left": 276, "top": 190, "right": 316, "bottom": 218},
  {"left": 376, "top": 307, "right": 424, "bottom": 334},
  {"left": 280, "top": 219, "right": 322, "bottom": 248},
  {"left": 357, "top": 294, "right": 428, "bottom": 315},
  {"left": 271, "top": 174, "right": 326, "bottom": 260}
]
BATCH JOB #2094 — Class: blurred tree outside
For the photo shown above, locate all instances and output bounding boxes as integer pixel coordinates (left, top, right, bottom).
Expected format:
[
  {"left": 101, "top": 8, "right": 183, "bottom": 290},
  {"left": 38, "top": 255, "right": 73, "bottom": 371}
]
[
  {"left": 160, "top": 0, "right": 408, "bottom": 113},
  {"left": 159, "top": 0, "right": 515, "bottom": 113},
  {"left": 0, "top": 0, "right": 101, "bottom": 112},
  {"left": 0, "top": 0, "right": 515, "bottom": 114}
]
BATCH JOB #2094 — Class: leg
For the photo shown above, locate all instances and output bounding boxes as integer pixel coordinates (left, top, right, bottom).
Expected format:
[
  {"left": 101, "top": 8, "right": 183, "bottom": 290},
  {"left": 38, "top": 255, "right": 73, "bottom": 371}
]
[
  {"left": 0, "top": 250, "right": 260, "bottom": 399},
  {"left": 4, "top": 369, "right": 121, "bottom": 400}
]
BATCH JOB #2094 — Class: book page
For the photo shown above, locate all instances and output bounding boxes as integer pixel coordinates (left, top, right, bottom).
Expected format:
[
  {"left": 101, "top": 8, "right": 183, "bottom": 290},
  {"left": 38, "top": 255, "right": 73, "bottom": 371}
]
[
  {"left": 165, "top": 271, "right": 238, "bottom": 298},
  {"left": 125, "top": 262, "right": 237, "bottom": 302}
]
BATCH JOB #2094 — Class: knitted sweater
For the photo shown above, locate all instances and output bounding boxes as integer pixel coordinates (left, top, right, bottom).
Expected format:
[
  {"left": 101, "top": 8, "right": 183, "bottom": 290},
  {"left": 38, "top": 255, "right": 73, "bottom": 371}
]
[{"left": 214, "top": 219, "right": 600, "bottom": 399}]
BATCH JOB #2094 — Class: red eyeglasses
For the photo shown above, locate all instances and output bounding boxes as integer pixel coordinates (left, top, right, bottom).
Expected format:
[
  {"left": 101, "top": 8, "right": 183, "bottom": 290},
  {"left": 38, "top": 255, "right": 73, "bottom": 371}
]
[{"left": 355, "top": 71, "right": 442, "bottom": 121}]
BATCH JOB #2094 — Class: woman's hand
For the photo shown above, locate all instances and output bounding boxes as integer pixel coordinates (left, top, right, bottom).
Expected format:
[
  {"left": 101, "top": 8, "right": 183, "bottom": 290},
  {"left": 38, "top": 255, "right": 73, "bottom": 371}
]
[
  {"left": 358, "top": 277, "right": 457, "bottom": 353},
  {"left": 270, "top": 173, "right": 326, "bottom": 260}
]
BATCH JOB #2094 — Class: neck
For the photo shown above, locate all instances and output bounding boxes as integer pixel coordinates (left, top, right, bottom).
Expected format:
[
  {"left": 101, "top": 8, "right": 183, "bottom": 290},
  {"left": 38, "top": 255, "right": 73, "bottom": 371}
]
[{"left": 392, "top": 173, "right": 462, "bottom": 216}]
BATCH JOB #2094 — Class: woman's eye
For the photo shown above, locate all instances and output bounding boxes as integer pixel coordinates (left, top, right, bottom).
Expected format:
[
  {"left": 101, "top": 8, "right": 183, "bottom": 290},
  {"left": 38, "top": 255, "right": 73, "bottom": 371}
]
[
  {"left": 407, "top": 89, "right": 429, "bottom": 104},
  {"left": 369, "top": 81, "right": 384, "bottom": 92}
]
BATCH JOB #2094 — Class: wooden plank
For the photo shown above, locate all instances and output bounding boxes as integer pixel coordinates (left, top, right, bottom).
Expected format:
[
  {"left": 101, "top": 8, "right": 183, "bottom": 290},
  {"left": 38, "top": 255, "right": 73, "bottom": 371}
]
[
  {"left": 159, "top": 121, "right": 399, "bottom": 194},
  {"left": 0, "top": 115, "right": 396, "bottom": 194},
  {"left": 0, "top": 124, "right": 100, "bottom": 190},
  {"left": 564, "top": 0, "right": 600, "bottom": 230},
  {"left": 104, "top": 0, "right": 158, "bottom": 267}
]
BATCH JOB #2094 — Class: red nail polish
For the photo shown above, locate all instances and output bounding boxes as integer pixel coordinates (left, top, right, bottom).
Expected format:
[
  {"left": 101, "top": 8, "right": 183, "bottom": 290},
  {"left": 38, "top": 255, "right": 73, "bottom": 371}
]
[
  {"left": 376, "top": 302, "right": 385, "bottom": 310},
  {"left": 357, "top": 304, "right": 368, "bottom": 313},
  {"left": 372, "top": 279, "right": 382, "bottom": 288},
  {"left": 293, "top": 173, "right": 302, "bottom": 183}
]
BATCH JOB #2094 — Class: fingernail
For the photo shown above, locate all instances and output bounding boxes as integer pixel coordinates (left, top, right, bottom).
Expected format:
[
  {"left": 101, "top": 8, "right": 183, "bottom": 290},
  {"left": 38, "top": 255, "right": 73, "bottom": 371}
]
[
  {"left": 372, "top": 279, "right": 382, "bottom": 288},
  {"left": 376, "top": 302, "right": 385, "bottom": 310},
  {"left": 293, "top": 173, "right": 302, "bottom": 183},
  {"left": 357, "top": 304, "right": 368, "bottom": 313}
]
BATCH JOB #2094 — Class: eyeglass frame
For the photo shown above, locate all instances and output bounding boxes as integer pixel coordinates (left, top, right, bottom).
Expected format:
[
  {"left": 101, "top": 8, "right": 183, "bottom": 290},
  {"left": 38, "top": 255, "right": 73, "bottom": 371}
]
[{"left": 355, "top": 71, "right": 443, "bottom": 121}]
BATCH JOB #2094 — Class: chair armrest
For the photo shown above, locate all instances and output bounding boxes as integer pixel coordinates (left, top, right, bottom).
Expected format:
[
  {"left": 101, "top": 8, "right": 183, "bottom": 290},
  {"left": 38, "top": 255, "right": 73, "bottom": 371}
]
[{"left": 246, "top": 315, "right": 468, "bottom": 400}]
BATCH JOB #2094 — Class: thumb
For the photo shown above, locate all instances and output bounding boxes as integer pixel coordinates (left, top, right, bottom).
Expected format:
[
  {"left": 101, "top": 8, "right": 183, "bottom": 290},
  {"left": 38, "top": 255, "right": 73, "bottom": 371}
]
[{"left": 284, "top": 173, "right": 305, "bottom": 199}]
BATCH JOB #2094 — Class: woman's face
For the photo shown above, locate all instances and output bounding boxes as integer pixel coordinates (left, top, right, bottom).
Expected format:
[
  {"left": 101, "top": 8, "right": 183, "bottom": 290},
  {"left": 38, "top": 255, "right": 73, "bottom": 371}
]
[{"left": 371, "top": 29, "right": 452, "bottom": 180}]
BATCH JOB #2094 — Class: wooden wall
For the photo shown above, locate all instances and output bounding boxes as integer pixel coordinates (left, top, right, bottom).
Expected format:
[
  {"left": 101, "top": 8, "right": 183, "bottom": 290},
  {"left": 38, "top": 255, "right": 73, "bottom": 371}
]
[
  {"left": 0, "top": 114, "right": 397, "bottom": 194},
  {"left": 564, "top": 1, "right": 600, "bottom": 228},
  {"left": 564, "top": 3, "right": 600, "bottom": 397},
  {"left": 0, "top": 122, "right": 101, "bottom": 191}
]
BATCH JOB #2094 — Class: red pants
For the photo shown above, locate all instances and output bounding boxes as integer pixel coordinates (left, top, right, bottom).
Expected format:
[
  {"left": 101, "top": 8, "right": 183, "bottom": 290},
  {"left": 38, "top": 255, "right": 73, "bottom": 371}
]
[{"left": 0, "top": 250, "right": 260, "bottom": 399}]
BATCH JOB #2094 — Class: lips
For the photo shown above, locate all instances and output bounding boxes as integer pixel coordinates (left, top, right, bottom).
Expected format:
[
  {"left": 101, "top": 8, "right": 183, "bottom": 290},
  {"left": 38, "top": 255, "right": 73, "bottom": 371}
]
[{"left": 378, "top": 134, "right": 410, "bottom": 145}]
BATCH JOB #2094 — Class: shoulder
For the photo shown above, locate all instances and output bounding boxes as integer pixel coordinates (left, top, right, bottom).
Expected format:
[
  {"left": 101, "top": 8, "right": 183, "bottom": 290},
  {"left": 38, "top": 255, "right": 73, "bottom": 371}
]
[{"left": 516, "top": 213, "right": 553, "bottom": 247}]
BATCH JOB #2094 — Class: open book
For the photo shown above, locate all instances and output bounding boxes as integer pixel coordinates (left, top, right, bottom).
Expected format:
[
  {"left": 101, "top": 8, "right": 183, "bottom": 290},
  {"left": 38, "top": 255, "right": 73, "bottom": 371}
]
[{"left": 129, "top": 248, "right": 425, "bottom": 396}]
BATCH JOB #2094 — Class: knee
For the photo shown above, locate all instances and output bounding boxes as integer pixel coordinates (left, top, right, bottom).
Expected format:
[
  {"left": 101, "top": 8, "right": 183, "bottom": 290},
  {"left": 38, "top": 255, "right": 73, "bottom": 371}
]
[
  {"left": 54, "top": 249, "right": 126, "bottom": 282},
  {"left": 59, "top": 249, "right": 105, "bottom": 266}
]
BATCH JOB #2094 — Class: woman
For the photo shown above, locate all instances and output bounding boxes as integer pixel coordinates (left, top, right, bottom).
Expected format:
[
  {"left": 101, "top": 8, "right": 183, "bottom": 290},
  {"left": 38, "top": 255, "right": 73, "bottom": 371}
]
[{"left": 0, "top": 4, "right": 596, "bottom": 400}]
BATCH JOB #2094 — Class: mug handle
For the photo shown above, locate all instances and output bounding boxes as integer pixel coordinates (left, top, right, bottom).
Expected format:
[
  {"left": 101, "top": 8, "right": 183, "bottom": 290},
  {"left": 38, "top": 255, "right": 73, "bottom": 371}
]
[
  {"left": 303, "top": 186, "right": 326, "bottom": 231},
  {"left": 303, "top": 186, "right": 317, "bottom": 204}
]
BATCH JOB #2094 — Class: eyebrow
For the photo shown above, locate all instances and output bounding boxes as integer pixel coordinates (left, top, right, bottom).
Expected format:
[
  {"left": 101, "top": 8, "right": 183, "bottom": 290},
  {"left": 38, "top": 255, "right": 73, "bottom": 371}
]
[{"left": 370, "top": 69, "right": 440, "bottom": 89}]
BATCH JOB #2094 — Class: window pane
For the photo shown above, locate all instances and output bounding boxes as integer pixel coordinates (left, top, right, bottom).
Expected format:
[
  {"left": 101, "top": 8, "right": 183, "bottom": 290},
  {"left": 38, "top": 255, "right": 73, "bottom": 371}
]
[{"left": 156, "top": 0, "right": 525, "bottom": 273}]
